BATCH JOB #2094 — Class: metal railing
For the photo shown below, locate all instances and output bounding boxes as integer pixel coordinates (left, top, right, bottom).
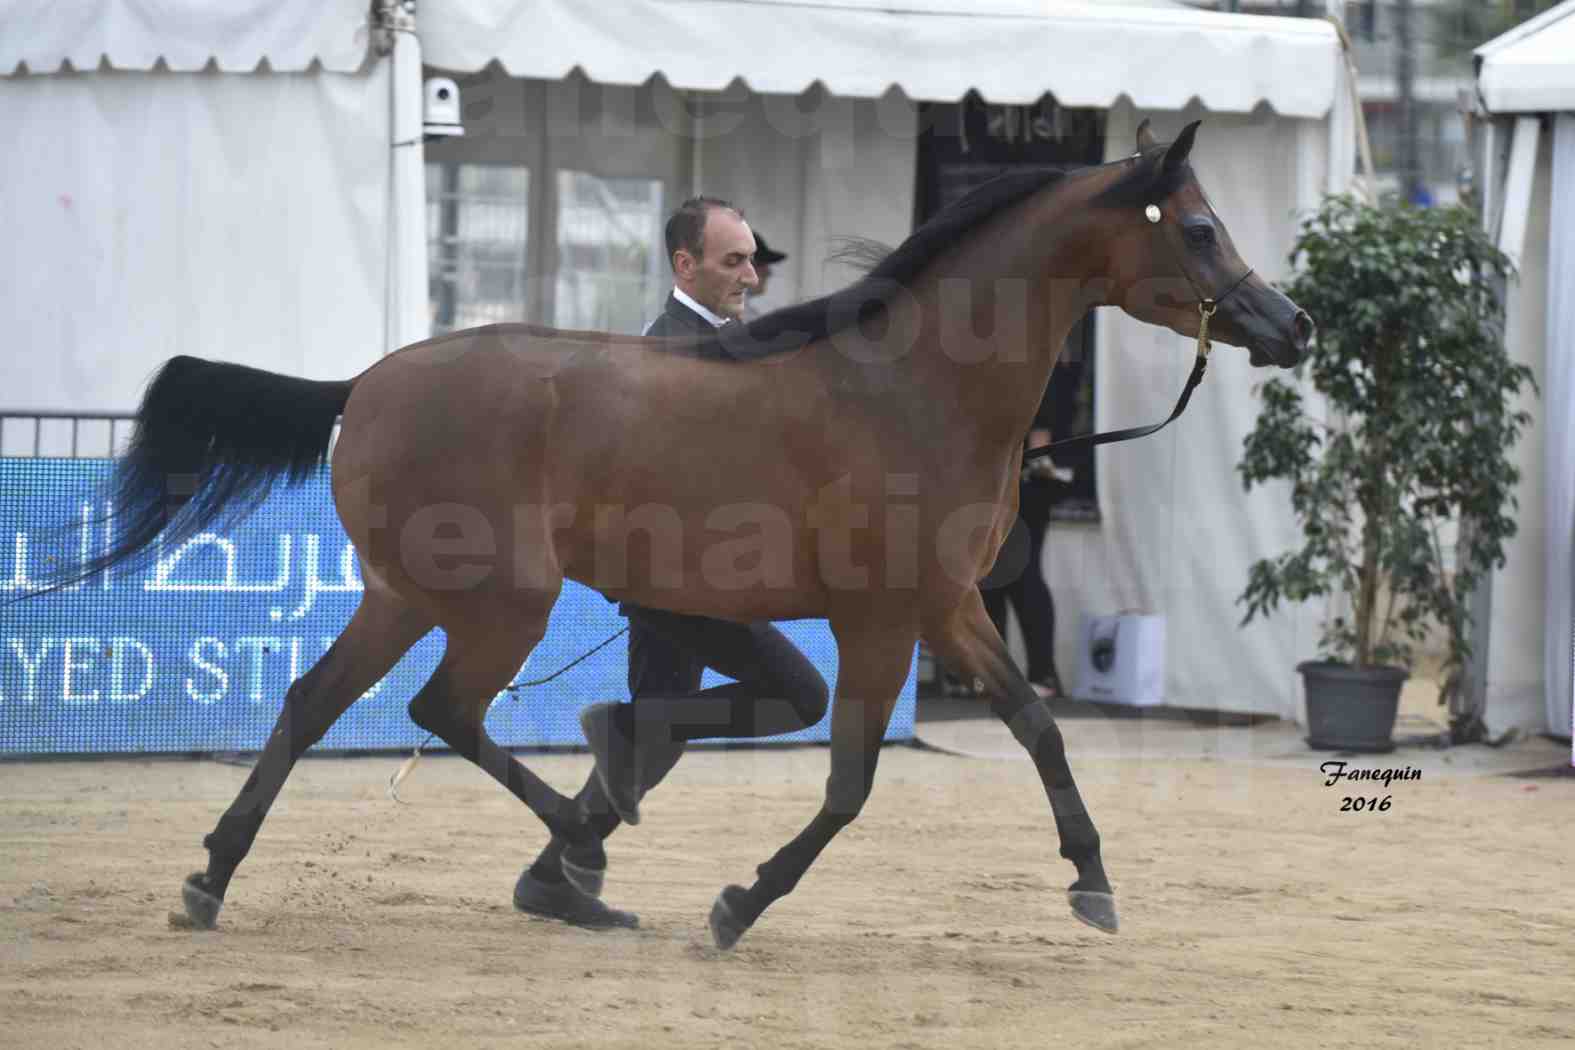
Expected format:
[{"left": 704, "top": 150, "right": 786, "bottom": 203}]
[{"left": 0, "top": 410, "right": 135, "bottom": 458}]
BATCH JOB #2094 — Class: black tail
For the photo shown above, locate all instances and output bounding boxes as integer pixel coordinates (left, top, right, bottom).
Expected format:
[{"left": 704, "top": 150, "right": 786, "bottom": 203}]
[{"left": 26, "top": 356, "right": 354, "bottom": 597}]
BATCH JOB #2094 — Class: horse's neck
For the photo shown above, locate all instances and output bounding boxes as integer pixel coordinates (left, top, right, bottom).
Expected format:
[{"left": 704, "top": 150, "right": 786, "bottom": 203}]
[{"left": 908, "top": 202, "right": 1105, "bottom": 452}]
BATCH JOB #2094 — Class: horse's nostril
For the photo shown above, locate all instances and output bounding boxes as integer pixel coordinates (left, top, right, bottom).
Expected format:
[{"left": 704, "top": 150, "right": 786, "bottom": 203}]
[{"left": 1293, "top": 310, "right": 1315, "bottom": 349}]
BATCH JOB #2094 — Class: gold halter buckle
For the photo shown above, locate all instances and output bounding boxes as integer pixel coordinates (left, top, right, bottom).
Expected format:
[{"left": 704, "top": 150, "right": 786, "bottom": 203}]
[{"left": 1196, "top": 299, "right": 1217, "bottom": 359}]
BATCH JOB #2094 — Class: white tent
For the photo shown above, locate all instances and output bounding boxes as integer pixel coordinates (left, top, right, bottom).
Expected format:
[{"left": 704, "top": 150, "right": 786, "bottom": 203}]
[
  {"left": 420, "top": 0, "right": 1336, "bottom": 116},
  {"left": 0, "top": 0, "right": 1355, "bottom": 718},
  {"left": 1474, "top": 0, "right": 1575, "bottom": 741},
  {"left": 0, "top": 1, "right": 409, "bottom": 409},
  {"left": 1477, "top": 0, "right": 1575, "bottom": 114}
]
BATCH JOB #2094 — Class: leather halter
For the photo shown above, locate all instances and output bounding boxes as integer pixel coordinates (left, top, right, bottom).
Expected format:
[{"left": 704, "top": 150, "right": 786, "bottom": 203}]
[{"left": 1023, "top": 210, "right": 1253, "bottom": 463}]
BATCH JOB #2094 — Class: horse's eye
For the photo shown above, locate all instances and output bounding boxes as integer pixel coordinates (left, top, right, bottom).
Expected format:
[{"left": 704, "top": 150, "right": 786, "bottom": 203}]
[{"left": 1185, "top": 225, "right": 1215, "bottom": 248}]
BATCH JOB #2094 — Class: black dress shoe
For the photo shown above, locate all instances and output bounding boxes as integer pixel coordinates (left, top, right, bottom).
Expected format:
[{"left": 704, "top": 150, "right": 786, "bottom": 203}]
[
  {"left": 579, "top": 702, "right": 644, "bottom": 825},
  {"left": 512, "top": 870, "right": 638, "bottom": 930}
]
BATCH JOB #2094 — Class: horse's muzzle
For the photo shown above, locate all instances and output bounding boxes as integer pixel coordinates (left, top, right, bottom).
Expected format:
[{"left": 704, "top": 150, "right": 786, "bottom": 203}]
[
  {"left": 1248, "top": 306, "right": 1313, "bottom": 368},
  {"left": 1290, "top": 310, "right": 1314, "bottom": 359}
]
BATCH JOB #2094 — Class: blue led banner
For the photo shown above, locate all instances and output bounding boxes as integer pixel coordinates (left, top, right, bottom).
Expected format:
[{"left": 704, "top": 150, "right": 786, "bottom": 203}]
[{"left": 1, "top": 460, "right": 916, "bottom": 755}]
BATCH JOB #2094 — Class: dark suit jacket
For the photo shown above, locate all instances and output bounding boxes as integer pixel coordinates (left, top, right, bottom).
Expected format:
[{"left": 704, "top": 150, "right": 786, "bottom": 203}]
[
  {"left": 621, "top": 292, "right": 725, "bottom": 628},
  {"left": 643, "top": 292, "right": 730, "bottom": 360}
]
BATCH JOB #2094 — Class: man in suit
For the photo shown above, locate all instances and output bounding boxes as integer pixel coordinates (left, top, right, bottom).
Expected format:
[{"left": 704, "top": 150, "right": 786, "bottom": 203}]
[
  {"left": 513, "top": 197, "right": 829, "bottom": 930},
  {"left": 642, "top": 196, "right": 759, "bottom": 340}
]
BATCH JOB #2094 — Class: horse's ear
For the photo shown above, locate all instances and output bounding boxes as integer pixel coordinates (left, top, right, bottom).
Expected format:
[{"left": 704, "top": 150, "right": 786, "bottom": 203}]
[
  {"left": 1135, "top": 118, "right": 1158, "bottom": 152},
  {"left": 1161, "top": 120, "right": 1202, "bottom": 175}
]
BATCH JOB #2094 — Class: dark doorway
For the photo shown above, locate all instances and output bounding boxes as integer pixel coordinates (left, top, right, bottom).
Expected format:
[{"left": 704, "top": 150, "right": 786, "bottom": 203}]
[{"left": 914, "top": 95, "right": 1105, "bottom": 522}]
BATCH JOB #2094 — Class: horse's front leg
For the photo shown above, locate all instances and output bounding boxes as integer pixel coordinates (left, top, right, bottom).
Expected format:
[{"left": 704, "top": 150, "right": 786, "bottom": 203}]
[
  {"left": 926, "top": 589, "right": 1117, "bottom": 933},
  {"left": 708, "top": 619, "right": 915, "bottom": 950}
]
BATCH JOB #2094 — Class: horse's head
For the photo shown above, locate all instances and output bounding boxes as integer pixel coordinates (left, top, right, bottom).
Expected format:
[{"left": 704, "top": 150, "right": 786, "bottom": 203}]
[{"left": 1100, "top": 120, "right": 1312, "bottom": 368}]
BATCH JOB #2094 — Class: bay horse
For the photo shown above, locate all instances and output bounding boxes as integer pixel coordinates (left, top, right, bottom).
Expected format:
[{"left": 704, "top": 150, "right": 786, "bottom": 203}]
[{"left": 77, "top": 120, "right": 1310, "bottom": 947}]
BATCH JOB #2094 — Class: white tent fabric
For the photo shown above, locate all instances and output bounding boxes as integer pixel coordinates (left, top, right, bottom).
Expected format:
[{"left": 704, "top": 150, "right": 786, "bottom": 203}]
[
  {"left": 0, "top": 0, "right": 371, "bottom": 74},
  {"left": 1479, "top": 130, "right": 1552, "bottom": 736},
  {"left": 1042, "top": 102, "right": 1325, "bottom": 717},
  {"left": 1476, "top": 7, "right": 1574, "bottom": 738},
  {"left": 0, "top": 67, "right": 390, "bottom": 432},
  {"left": 1546, "top": 114, "right": 1575, "bottom": 738},
  {"left": 1475, "top": 0, "right": 1575, "bottom": 114},
  {"left": 420, "top": 0, "right": 1337, "bottom": 117}
]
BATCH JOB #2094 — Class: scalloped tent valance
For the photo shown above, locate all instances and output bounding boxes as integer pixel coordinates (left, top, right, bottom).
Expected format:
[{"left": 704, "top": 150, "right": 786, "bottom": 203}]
[
  {"left": 417, "top": 0, "right": 1338, "bottom": 117},
  {"left": 0, "top": 0, "right": 371, "bottom": 75},
  {"left": 3, "top": 0, "right": 1339, "bottom": 118}
]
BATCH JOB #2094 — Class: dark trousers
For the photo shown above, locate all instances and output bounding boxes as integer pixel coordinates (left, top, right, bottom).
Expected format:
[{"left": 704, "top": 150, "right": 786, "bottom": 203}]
[
  {"left": 623, "top": 605, "right": 830, "bottom": 740},
  {"left": 531, "top": 607, "right": 830, "bottom": 875},
  {"left": 979, "top": 480, "right": 1060, "bottom": 687}
]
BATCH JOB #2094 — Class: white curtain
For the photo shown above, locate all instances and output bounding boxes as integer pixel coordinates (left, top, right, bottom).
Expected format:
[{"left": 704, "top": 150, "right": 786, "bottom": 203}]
[
  {"left": 1041, "top": 102, "right": 1325, "bottom": 717},
  {"left": 0, "top": 66, "right": 390, "bottom": 429},
  {"left": 1547, "top": 113, "right": 1575, "bottom": 740}
]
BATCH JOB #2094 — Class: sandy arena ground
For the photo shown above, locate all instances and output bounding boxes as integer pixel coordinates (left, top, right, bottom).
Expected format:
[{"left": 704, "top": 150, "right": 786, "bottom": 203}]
[{"left": 3, "top": 717, "right": 1573, "bottom": 1050}]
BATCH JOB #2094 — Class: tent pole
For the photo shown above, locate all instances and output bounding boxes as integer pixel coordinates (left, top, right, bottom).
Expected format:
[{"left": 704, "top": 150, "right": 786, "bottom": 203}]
[{"left": 377, "top": 0, "right": 431, "bottom": 355}]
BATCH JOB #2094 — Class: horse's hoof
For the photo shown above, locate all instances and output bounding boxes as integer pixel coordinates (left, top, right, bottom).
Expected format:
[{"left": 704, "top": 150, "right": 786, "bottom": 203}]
[
  {"left": 708, "top": 885, "right": 753, "bottom": 951},
  {"left": 561, "top": 852, "right": 605, "bottom": 899},
  {"left": 171, "top": 872, "right": 223, "bottom": 930},
  {"left": 1068, "top": 890, "right": 1119, "bottom": 934}
]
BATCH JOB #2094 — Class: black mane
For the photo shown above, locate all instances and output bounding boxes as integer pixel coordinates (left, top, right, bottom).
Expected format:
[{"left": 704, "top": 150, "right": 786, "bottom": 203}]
[{"left": 699, "top": 142, "right": 1190, "bottom": 361}]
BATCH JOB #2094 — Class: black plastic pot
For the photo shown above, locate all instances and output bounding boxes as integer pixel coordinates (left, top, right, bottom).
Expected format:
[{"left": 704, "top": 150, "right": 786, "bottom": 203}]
[{"left": 1297, "top": 660, "right": 1408, "bottom": 753}]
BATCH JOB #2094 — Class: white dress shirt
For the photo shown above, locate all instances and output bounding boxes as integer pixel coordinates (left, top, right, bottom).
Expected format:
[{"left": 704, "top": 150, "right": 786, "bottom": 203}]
[{"left": 671, "top": 286, "right": 730, "bottom": 328}]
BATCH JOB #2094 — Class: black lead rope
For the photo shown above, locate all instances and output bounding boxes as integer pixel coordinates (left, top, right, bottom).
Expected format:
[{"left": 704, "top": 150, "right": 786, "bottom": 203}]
[
  {"left": 1024, "top": 346, "right": 1210, "bottom": 460},
  {"left": 388, "top": 625, "right": 632, "bottom": 801},
  {"left": 1025, "top": 260, "right": 1254, "bottom": 462},
  {"left": 499, "top": 626, "right": 629, "bottom": 694}
]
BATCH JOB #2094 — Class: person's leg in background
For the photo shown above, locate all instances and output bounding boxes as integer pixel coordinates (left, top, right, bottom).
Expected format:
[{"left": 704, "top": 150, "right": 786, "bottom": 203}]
[
  {"left": 1012, "top": 480, "right": 1063, "bottom": 697},
  {"left": 982, "top": 584, "right": 1011, "bottom": 651},
  {"left": 974, "top": 505, "right": 1031, "bottom": 698}
]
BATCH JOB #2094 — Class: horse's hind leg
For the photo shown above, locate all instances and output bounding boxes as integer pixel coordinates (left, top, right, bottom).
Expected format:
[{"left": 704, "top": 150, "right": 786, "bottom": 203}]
[
  {"left": 404, "top": 613, "right": 601, "bottom": 858},
  {"left": 925, "top": 588, "right": 1116, "bottom": 934},
  {"left": 405, "top": 614, "right": 635, "bottom": 928},
  {"left": 176, "top": 590, "right": 430, "bottom": 930}
]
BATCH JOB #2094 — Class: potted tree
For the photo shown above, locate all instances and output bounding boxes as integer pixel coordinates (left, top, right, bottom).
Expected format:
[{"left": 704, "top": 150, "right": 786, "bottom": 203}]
[{"left": 1236, "top": 195, "right": 1536, "bottom": 751}]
